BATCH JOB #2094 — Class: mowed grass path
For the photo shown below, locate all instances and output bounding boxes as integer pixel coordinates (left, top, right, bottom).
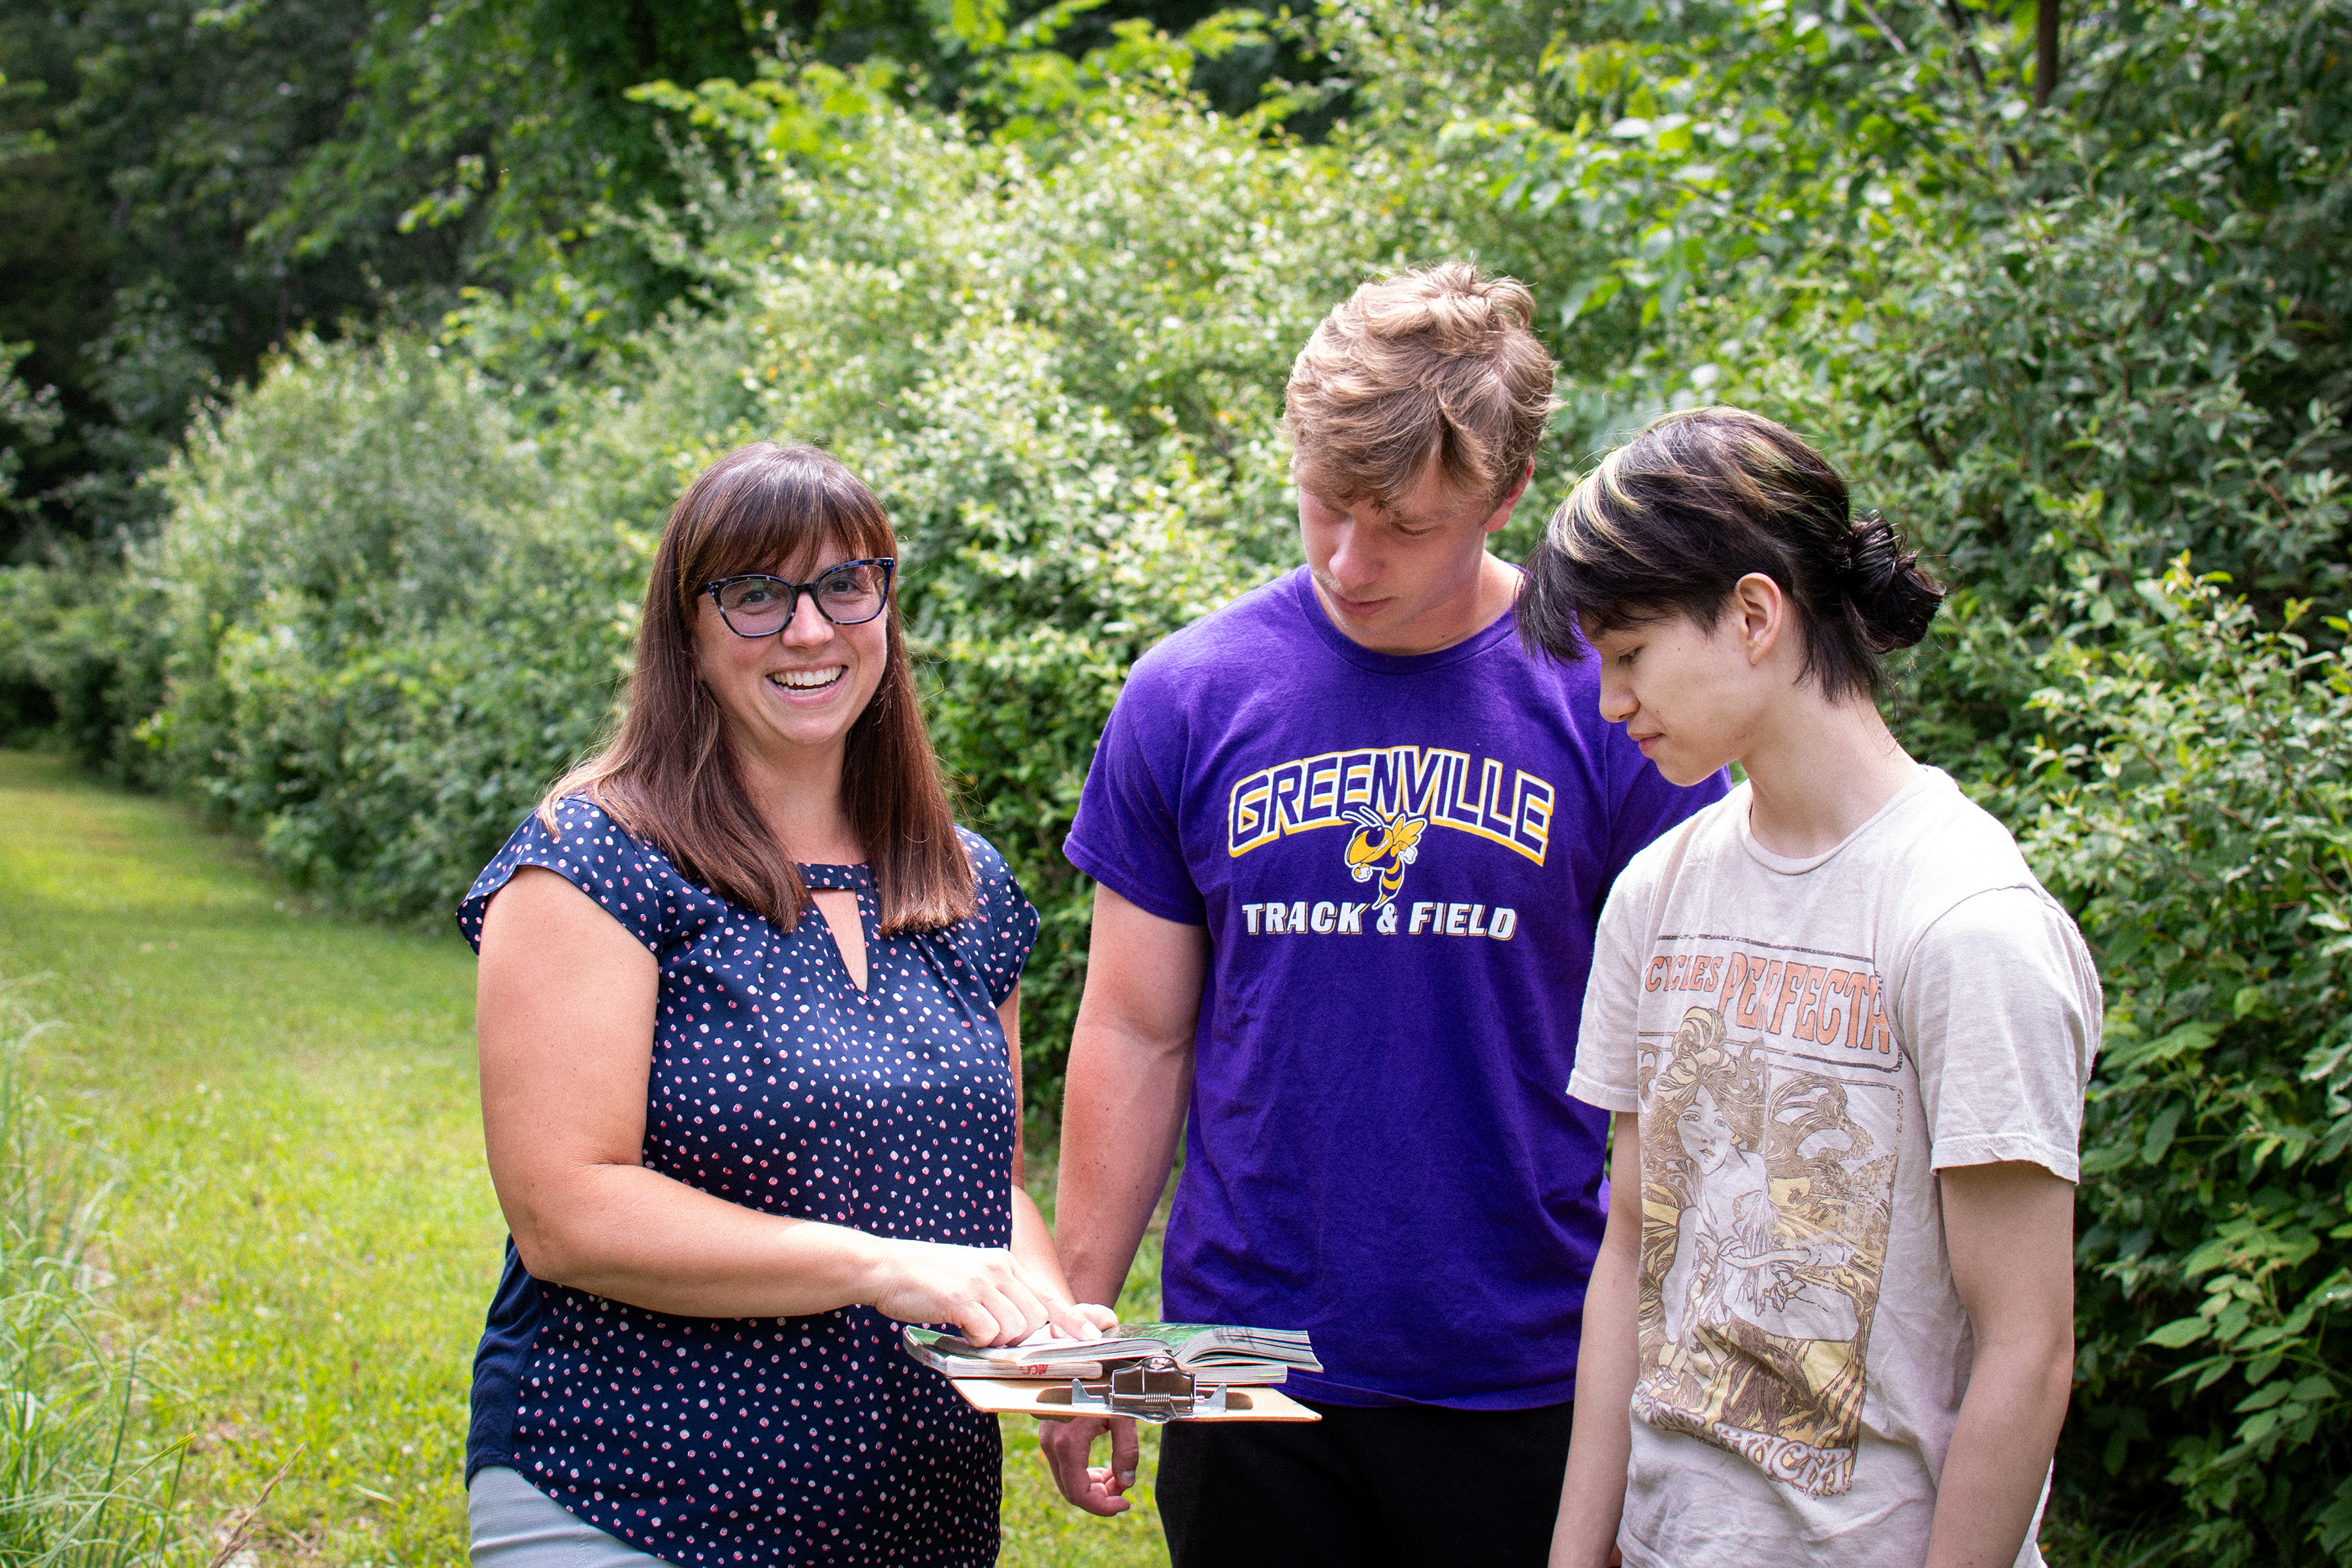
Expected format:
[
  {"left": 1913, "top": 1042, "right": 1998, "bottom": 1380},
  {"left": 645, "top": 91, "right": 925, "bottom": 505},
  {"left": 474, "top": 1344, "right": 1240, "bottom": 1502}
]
[{"left": 0, "top": 752, "right": 1169, "bottom": 1567}]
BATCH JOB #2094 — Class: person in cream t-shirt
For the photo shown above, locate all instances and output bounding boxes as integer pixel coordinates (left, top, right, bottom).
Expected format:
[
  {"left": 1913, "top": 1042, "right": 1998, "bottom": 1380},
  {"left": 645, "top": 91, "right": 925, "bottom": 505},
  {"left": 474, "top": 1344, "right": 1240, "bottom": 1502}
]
[
  {"left": 1570, "top": 766, "right": 2100, "bottom": 1565},
  {"left": 1526, "top": 406, "right": 2101, "bottom": 1568}
]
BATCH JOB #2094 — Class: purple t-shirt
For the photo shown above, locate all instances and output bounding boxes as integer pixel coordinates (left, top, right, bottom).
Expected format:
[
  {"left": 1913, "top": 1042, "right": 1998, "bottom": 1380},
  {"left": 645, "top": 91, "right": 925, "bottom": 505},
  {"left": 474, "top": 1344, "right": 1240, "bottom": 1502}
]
[{"left": 1064, "top": 566, "right": 1725, "bottom": 1408}]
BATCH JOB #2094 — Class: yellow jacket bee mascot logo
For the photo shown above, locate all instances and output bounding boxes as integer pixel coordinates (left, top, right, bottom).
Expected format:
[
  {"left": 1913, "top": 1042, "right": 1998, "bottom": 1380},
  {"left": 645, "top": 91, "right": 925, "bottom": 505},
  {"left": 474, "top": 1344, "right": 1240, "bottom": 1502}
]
[{"left": 1343, "top": 804, "right": 1428, "bottom": 909}]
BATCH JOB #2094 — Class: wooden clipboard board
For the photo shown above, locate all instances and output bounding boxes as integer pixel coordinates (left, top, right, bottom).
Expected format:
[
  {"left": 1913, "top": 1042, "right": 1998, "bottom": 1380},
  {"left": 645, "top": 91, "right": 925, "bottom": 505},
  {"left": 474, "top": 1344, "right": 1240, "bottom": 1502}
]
[{"left": 951, "top": 1377, "right": 1322, "bottom": 1422}]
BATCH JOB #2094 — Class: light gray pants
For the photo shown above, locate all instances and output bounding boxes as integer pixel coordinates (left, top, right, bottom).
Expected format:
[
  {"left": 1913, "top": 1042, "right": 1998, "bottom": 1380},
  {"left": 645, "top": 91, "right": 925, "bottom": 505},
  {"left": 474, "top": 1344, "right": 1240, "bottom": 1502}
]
[{"left": 468, "top": 1466, "right": 676, "bottom": 1568}]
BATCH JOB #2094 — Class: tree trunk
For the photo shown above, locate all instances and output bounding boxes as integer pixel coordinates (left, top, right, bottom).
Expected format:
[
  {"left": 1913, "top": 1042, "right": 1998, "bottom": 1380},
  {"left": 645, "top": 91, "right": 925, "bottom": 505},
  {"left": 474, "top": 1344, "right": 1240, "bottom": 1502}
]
[{"left": 2035, "top": 0, "right": 2062, "bottom": 108}]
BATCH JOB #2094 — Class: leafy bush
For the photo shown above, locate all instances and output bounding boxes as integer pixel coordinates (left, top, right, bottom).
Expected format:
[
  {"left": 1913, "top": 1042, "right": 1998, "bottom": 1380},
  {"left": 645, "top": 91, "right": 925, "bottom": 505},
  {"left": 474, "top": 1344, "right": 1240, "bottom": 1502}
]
[
  {"left": 1, "top": 342, "right": 62, "bottom": 525},
  {"left": 135, "top": 333, "right": 627, "bottom": 911},
  {"left": 0, "top": 561, "right": 170, "bottom": 783},
  {"left": 105, "top": 33, "right": 1508, "bottom": 1106},
  {"left": 1700, "top": 3, "right": 2349, "bottom": 768},
  {"left": 2023, "top": 563, "right": 2352, "bottom": 1562}
]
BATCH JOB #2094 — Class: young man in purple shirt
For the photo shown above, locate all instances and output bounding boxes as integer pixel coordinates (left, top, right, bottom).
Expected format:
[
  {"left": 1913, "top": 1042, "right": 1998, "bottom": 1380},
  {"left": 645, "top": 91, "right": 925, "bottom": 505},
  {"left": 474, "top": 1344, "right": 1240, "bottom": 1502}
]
[{"left": 1038, "top": 263, "right": 1725, "bottom": 1565}]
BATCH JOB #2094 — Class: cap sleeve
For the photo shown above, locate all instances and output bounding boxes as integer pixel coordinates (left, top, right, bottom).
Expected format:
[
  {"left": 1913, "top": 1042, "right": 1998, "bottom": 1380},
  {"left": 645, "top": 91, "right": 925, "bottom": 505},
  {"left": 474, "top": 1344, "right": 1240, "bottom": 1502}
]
[
  {"left": 455, "top": 796, "right": 678, "bottom": 955},
  {"left": 955, "top": 827, "right": 1041, "bottom": 1005}
]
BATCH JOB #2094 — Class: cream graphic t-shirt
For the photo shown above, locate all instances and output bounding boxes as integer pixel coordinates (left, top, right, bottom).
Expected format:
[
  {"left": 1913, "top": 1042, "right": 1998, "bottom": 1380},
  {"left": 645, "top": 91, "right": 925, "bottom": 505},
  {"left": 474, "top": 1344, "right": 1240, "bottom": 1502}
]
[{"left": 1571, "top": 768, "right": 2101, "bottom": 1568}]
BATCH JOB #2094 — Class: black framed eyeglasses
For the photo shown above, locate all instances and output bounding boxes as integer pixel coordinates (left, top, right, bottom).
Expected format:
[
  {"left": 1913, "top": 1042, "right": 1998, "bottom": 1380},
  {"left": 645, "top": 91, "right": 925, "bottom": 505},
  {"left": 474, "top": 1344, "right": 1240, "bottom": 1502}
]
[{"left": 703, "top": 559, "right": 896, "bottom": 638}]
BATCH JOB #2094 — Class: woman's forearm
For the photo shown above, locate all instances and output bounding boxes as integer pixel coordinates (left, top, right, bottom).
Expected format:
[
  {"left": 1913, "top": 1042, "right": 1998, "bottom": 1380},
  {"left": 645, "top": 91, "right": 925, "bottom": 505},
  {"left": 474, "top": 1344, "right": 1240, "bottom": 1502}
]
[
  {"left": 512, "top": 1158, "right": 1107, "bottom": 1345},
  {"left": 510, "top": 1158, "right": 919, "bottom": 1318},
  {"left": 1552, "top": 1113, "right": 1643, "bottom": 1568}
]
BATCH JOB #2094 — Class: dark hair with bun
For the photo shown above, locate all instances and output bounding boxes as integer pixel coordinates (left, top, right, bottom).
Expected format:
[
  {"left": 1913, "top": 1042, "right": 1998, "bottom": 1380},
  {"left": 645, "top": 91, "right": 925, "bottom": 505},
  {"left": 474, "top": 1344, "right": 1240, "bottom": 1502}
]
[{"left": 1520, "top": 406, "right": 1943, "bottom": 701}]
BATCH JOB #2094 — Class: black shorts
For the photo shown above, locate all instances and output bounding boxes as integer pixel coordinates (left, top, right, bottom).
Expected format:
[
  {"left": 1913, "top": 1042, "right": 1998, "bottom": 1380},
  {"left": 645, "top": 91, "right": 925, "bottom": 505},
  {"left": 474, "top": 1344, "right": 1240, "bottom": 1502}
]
[{"left": 1154, "top": 1397, "right": 1575, "bottom": 1568}]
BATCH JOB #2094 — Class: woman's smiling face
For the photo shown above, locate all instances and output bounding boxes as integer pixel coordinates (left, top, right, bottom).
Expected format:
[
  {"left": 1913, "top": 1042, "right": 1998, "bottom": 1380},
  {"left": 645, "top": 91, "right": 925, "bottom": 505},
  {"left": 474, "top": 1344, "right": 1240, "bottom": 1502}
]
[{"left": 691, "top": 539, "right": 890, "bottom": 773}]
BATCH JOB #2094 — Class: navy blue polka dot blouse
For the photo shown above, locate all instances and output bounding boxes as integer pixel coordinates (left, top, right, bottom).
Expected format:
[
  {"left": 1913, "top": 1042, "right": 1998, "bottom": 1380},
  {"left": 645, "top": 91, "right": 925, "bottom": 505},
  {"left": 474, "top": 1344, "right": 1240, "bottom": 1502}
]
[{"left": 457, "top": 796, "right": 1039, "bottom": 1567}]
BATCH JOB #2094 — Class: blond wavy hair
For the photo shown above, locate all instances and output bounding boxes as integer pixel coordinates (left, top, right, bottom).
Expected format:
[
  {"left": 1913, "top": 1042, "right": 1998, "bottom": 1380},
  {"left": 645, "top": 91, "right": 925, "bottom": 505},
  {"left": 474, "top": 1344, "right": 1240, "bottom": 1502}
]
[{"left": 1284, "top": 261, "right": 1559, "bottom": 512}]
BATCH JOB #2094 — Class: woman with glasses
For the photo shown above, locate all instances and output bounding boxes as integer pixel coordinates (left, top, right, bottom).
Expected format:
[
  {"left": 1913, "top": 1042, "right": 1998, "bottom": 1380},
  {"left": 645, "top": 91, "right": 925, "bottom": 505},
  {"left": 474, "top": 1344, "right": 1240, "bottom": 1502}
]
[{"left": 455, "top": 442, "right": 1111, "bottom": 1567}]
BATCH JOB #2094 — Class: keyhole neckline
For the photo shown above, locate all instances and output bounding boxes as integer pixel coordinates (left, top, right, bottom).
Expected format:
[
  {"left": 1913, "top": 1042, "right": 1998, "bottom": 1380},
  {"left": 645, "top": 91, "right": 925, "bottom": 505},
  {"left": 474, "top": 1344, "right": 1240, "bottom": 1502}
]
[{"left": 804, "top": 883, "right": 871, "bottom": 995}]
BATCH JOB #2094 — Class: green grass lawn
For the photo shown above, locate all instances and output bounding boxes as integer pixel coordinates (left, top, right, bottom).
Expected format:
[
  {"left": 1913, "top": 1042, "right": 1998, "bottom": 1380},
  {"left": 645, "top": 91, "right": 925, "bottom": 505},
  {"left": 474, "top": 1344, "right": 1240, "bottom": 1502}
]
[{"left": 0, "top": 751, "right": 1169, "bottom": 1567}]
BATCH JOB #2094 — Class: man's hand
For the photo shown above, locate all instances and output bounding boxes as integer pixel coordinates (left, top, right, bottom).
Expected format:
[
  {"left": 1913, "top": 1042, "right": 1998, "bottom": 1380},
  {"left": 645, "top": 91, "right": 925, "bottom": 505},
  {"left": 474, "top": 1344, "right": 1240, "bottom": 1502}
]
[
  {"left": 1037, "top": 1414, "right": 1143, "bottom": 1516},
  {"left": 1040, "top": 885, "right": 1205, "bottom": 1514}
]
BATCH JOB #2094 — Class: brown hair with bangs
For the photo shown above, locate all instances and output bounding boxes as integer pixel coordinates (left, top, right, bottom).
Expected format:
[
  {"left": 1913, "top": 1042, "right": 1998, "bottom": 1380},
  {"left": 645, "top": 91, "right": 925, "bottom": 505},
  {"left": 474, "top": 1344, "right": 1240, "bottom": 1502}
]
[{"left": 543, "top": 442, "right": 975, "bottom": 935}]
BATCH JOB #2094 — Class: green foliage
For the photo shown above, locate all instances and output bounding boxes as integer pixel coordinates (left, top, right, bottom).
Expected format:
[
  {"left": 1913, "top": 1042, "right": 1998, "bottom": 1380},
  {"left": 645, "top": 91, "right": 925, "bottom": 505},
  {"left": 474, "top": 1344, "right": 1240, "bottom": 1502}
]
[
  {"left": 1692, "top": 0, "right": 2352, "bottom": 589},
  {"left": 136, "top": 333, "right": 630, "bottom": 911},
  {"left": 0, "top": 559, "right": 169, "bottom": 782},
  {"left": 102, "top": 33, "right": 1471, "bottom": 1109},
  {"left": 2022, "top": 563, "right": 2352, "bottom": 1561},
  {"left": 1450, "top": 0, "right": 2351, "bottom": 604},
  {"left": 1441, "top": 0, "right": 1989, "bottom": 349},
  {"left": 0, "top": 0, "right": 429, "bottom": 546},
  {"left": 0, "top": 0, "right": 1330, "bottom": 557},
  {"left": 0, "top": 341, "right": 60, "bottom": 521}
]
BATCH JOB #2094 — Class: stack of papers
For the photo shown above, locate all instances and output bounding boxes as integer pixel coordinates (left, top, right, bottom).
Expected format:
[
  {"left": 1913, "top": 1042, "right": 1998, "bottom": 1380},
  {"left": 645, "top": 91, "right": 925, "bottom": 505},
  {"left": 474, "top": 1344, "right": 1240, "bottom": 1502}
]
[{"left": 902, "top": 1322, "right": 1322, "bottom": 1385}]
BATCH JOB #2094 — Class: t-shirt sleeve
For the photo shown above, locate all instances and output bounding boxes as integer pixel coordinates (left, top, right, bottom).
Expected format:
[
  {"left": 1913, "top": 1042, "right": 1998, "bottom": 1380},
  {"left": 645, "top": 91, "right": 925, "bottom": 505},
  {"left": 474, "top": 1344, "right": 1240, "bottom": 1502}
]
[
  {"left": 956, "top": 828, "right": 1041, "bottom": 1006},
  {"left": 1898, "top": 885, "right": 2102, "bottom": 1181},
  {"left": 454, "top": 797, "right": 676, "bottom": 955},
  {"left": 1569, "top": 865, "right": 1653, "bottom": 1114},
  {"left": 1602, "top": 746, "right": 1728, "bottom": 897},
  {"left": 1060, "top": 662, "right": 1205, "bottom": 926}
]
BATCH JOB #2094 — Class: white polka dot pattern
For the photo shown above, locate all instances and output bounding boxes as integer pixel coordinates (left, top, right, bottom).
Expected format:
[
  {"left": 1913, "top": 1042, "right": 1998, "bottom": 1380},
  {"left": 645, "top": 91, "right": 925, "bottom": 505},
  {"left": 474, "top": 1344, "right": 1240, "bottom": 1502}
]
[{"left": 455, "top": 798, "right": 1039, "bottom": 1565}]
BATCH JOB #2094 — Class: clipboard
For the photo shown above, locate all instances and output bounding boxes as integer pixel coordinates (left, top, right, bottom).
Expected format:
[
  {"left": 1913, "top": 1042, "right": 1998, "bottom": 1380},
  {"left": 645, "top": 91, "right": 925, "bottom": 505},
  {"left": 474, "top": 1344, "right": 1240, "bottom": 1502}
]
[{"left": 952, "top": 1377, "right": 1322, "bottom": 1423}]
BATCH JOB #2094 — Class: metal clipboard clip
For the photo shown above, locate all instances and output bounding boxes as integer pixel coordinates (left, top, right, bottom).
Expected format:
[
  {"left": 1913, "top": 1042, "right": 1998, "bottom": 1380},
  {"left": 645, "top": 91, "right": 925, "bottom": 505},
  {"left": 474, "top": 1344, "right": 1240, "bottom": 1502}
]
[{"left": 1059, "top": 1356, "right": 1230, "bottom": 1424}]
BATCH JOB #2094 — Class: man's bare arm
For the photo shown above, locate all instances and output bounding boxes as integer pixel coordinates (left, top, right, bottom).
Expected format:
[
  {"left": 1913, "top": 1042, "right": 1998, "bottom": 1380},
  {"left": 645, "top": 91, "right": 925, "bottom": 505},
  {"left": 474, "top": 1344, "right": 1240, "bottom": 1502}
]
[
  {"left": 1924, "top": 1160, "right": 2076, "bottom": 1568},
  {"left": 1037, "top": 884, "right": 1207, "bottom": 1516},
  {"left": 1000, "top": 985, "right": 1119, "bottom": 1337},
  {"left": 1053, "top": 885, "right": 1206, "bottom": 1305}
]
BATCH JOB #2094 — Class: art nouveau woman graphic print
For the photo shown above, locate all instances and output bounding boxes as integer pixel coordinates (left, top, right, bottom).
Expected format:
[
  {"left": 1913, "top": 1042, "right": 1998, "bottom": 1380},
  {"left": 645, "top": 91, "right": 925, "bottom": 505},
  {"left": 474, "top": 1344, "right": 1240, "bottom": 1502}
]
[{"left": 1631, "top": 1004, "right": 1901, "bottom": 1498}]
